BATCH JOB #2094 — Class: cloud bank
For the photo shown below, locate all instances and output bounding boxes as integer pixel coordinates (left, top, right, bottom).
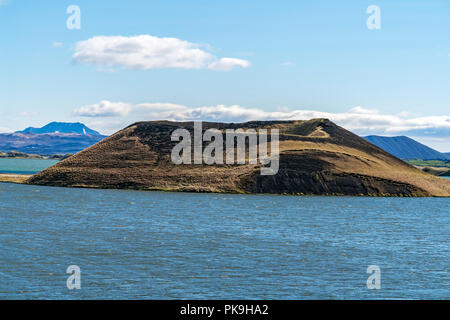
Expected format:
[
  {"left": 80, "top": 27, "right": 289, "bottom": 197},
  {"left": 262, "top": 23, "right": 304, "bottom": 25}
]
[
  {"left": 73, "top": 102, "right": 450, "bottom": 141},
  {"left": 73, "top": 35, "right": 250, "bottom": 71},
  {"left": 74, "top": 101, "right": 133, "bottom": 117}
]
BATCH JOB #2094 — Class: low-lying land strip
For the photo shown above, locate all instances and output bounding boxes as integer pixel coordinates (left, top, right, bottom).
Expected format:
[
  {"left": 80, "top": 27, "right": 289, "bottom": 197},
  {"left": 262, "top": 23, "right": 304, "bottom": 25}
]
[{"left": 0, "top": 174, "right": 31, "bottom": 184}]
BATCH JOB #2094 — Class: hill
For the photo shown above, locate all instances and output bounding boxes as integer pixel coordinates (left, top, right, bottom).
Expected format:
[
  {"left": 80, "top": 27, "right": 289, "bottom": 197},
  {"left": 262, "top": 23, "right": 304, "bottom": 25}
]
[
  {"left": 16, "top": 122, "right": 101, "bottom": 135},
  {"left": 28, "top": 119, "right": 450, "bottom": 197},
  {"left": 363, "top": 135, "right": 449, "bottom": 160}
]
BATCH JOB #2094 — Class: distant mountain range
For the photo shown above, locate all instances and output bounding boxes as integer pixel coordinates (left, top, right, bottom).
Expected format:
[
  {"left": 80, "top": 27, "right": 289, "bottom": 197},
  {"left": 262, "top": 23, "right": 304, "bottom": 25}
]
[
  {"left": 0, "top": 122, "right": 106, "bottom": 155},
  {"left": 16, "top": 122, "right": 101, "bottom": 135},
  {"left": 364, "top": 135, "right": 449, "bottom": 160}
]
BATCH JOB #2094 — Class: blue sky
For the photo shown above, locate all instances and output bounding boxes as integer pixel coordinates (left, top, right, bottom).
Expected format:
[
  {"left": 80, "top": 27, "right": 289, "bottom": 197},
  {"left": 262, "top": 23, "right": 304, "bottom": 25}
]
[{"left": 1, "top": 0, "right": 449, "bottom": 150}]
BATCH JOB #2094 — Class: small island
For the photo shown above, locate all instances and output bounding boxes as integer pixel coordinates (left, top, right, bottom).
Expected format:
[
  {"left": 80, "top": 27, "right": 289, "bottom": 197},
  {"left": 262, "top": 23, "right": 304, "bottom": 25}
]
[{"left": 26, "top": 119, "right": 450, "bottom": 197}]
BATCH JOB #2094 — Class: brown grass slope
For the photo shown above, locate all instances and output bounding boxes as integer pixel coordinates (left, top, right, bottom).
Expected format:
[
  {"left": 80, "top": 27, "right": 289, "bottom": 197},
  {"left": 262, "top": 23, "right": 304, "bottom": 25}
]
[{"left": 27, "top": 119, "right": 450, "bottom": 197}]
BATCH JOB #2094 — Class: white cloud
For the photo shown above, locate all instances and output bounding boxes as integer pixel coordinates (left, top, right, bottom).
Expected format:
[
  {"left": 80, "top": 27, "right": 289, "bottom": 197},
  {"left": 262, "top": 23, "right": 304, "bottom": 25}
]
[
  {"left": 19, "top": 111, "right": 37, "bottom": 117},
  {"left": 281, "top": 61, "right": 294, "bottom": 66},
  {"left": 73, "top": 35, "right": 250, "bottom": 72},
  {"left": 73, "top": 101, "right": 133, "bottom": 117},
  {"left": 52, "top": 42, "right": 63, "bottom": 47},
  {"left": 208, "top": 58, "right": 251, "bottom": 71},
  {"left": 73, "top": 102, "right": 450, "bottom": 143},
  {"left": 136, "top": 102, "right": 188, "bottom": 112},
  {"left": 349, "top": 106, "right": 379, "bottom": 114},
  {"left": 0, "top": 126, "right": 12, "bottom": 133},
  {"left": 73, "top": 101, "right": 188, "bottom": 118}
]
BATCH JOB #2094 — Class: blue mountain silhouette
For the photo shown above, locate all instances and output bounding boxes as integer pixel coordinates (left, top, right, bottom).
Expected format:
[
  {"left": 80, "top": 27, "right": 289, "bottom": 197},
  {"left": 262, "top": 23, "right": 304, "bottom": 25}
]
[
  {"left": 364, "top": 135, "right": 449, "bottom": 160},
  {"left": 0, "top": 122, "right": 106, "bottom": 155},
  {"left": 16, "top": 122, "right": 101, "bottom": 135}
]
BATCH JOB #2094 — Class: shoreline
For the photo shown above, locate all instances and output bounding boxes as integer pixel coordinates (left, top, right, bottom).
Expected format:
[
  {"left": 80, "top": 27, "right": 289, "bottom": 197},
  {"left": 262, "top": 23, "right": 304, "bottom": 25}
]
[
  {"left": 6, "top": 176, "right": 449, "bottom": 197},
  {"left": 0, "top": 173, "right": 31, "bottom": 184}
]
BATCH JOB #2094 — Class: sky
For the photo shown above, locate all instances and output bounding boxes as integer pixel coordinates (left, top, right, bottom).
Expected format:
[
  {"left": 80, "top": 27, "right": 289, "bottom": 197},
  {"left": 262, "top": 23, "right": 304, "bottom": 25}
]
[{"left": 1, "top": 0, "right": 449, "bottom": 151}]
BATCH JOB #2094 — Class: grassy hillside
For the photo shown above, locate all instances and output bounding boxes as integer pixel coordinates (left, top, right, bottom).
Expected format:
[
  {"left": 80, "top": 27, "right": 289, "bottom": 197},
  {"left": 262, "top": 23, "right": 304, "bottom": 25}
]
[{"left": 27, "top": 119, "right": 450, "bottom": 197}]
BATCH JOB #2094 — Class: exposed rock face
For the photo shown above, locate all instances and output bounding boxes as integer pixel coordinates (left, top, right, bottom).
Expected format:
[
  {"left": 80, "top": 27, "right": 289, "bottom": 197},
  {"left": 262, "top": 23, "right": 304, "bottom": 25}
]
[{"left": 27, "top": 119, "right": 450, "bottom": 197}]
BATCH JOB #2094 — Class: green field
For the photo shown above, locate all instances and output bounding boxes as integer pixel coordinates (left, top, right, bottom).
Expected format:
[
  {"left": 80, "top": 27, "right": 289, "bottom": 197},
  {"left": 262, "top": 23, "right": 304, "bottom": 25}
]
[{"left": 406, "top": 159, "right": 450, "bottom": 168}]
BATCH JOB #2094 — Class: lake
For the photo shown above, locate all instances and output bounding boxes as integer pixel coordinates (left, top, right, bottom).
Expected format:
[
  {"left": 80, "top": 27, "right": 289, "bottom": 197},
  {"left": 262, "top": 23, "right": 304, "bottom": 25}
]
[
  {"left": 0, "top": 182, "right": 448, "bottom": 299},
  {"left": 0, "top": 158, "right": 59, "bottom": 174}
]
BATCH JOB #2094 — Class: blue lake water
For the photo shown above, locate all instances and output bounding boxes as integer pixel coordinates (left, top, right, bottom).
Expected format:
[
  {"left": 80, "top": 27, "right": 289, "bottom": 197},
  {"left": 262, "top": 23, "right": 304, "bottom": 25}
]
[
  {"left": 0, "top": 158, "right": 59, "bottom": 174},
  {"left": 0, "top": 182, "right": 448, "bottom": 299}
]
